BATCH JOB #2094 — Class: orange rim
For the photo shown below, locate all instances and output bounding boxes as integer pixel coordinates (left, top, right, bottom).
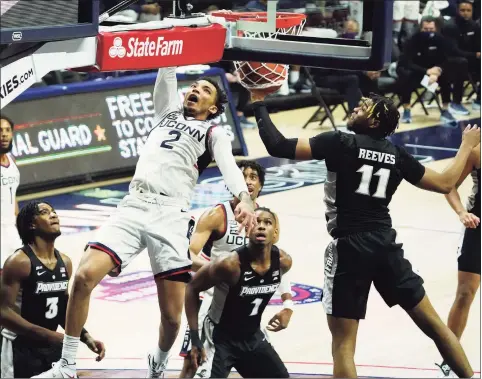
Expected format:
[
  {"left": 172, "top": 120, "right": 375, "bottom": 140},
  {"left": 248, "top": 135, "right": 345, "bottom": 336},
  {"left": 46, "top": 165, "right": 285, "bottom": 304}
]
[{"left": 211, "top": 11, "right": 306, "bottom": 29}]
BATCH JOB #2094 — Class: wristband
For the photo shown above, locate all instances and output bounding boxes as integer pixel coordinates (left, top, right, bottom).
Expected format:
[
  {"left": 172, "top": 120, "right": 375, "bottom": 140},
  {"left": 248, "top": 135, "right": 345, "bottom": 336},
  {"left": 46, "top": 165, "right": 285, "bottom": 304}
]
[
  {"left": 283, "top": 299, "right": 294, "bottom": 311},
  {"left": 189, "top": 330, "right": 203, "bottom": 350},
  {"left": 80, "top": 328, "right": 88, "bottom": 343}
]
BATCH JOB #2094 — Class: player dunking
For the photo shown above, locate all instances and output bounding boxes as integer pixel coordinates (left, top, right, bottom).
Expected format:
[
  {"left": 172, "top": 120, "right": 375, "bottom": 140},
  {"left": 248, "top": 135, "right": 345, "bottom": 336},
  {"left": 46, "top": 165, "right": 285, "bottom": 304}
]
[
  {"left": 437, "top": 144, "right": 480, "bottom": 378},
  {"left": 0, "top": 201, "right": 105, "bottom": 378},
  {"left": 186, "top": 207, "right": 292, "bottom": 378},
  {"left": 178, "top": 160, "right": 294, "bottom": 378},
  {"left": 0, "top": 115, "right": 21, "bottom": 269},
  {"left": 251, "top": 90, "right": 480, "bottom": 378},
  {"left": 36, "top": 67, "right": 257, "bottom": 378}
]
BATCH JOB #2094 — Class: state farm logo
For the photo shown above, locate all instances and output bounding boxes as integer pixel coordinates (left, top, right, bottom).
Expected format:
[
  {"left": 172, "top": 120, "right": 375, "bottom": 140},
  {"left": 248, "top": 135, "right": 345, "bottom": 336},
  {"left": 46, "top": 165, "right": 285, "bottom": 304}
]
[
  {"left": 108, "top": 35, "right": 183, "bottom": 59},
  {"left": 109, "top": 37, "right": 126, "bottom": 58}
]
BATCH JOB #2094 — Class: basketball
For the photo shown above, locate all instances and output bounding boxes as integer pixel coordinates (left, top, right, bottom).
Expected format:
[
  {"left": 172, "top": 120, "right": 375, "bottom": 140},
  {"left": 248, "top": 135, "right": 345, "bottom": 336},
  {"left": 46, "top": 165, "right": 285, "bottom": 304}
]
[{"left": 236, "top": 61, "right": 288, "bottom": 91}]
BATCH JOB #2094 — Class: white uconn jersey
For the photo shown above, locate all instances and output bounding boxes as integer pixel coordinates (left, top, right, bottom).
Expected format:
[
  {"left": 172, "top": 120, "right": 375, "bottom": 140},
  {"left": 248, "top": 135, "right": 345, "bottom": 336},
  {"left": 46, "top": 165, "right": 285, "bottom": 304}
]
[
  {"left": 129, "top": 67, "right": 222, "bottom": 204},
  {"left": 203, "top": 201, "right": 250, "bottom": 260},
  {"left": 1, "top": 154, "right": 20, "bottom": 226}
]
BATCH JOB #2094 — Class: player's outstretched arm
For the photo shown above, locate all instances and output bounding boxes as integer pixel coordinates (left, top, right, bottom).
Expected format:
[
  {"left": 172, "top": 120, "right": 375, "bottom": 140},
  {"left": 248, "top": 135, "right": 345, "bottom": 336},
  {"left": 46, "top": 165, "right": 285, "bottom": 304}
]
[
  {"left": 251, "top": 99, "right": 311, "bottom": 160},
  {"left": 278, "top": 248, "right": 293, "bottom": 301},
  {"left": 153, "top": 67, "right": 180, "bottom": 119},
  {"left": 185, "top": 253, "right": 240, "bottom": 331},
  {"left": 250, "top": 92, "right": 340, "bottom": 161},
  {"left": 189, "top": 207, "right": 226, "bottom": 271},
  {"left": 0, "top": 251, "right": 63, "bottom": 345},
  {"left": 414, "top": 126, "right": 480, "bottom": 193},
  {"left": 209, "top": 128, "right": 256, "bottom": 234},
  {"left": 445, "top": 147, "right": 481, "bottom": 229},
  {"left": 58, "top": 254, "right": 106, "bottom": 361}
]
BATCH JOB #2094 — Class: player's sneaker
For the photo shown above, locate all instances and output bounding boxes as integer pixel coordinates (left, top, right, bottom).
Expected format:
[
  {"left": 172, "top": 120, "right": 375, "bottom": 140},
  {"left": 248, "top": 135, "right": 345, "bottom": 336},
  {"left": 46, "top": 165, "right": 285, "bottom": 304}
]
[
  {"left": 146, "top": 352, "right": 167, "bottom": 378},
  {"left": 32, "top": 359, "right": 77, "bottom": 378},
  {"left": 435, "top": 363, "right": 457, "bottom": 378}
]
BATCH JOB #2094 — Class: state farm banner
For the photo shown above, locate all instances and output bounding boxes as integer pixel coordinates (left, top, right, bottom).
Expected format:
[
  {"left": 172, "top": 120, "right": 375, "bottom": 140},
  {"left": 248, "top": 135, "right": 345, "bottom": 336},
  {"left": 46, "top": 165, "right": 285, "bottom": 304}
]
[
  {"left": 4, "top": 68, "right": 247, "bottom": 192},
  {"left": 96, "top": 24, "right": 226, "bottom": 72}
]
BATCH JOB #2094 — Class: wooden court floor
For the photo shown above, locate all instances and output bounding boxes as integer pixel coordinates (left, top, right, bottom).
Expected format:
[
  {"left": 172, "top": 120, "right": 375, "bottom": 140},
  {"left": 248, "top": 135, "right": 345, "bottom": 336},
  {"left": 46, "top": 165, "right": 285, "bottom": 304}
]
[{"left": 19, "top": 103, "right": 481, "bottom": 378}]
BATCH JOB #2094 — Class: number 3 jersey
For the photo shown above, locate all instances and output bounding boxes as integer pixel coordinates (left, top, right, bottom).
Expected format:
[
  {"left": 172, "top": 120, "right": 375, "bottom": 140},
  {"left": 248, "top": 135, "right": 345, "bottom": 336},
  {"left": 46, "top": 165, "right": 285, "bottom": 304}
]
[
  {"left": 208, "top": 245, "right": 281, "bottom": 337},
  {"left": 309, "top": 131, "right": 426, "bottom": 238},
  {"left": 1, "top": 245, "right": 69, "bottom": 347},
  {"left": 129, "top": 67, "right": 228, "bottom": 205}
]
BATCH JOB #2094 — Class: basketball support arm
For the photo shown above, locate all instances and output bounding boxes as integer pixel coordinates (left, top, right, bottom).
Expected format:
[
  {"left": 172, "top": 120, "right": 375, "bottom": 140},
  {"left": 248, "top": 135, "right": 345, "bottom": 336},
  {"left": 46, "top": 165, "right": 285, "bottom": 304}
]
[{"left": 0, "top": 16, "right": 229, "bottom": 109}]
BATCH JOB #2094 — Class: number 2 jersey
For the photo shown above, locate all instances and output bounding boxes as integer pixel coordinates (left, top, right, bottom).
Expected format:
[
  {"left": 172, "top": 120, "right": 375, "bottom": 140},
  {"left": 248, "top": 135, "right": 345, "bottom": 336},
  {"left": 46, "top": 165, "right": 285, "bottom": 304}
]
[
  {"left": 129, "top": 68, "right": 230, "bottom": 205},
  {"left": 309, "top": 131, "right": 426, "bottom": 237},
  {"left": 1, "top": 245, "right": 68, "bottom": 347}
]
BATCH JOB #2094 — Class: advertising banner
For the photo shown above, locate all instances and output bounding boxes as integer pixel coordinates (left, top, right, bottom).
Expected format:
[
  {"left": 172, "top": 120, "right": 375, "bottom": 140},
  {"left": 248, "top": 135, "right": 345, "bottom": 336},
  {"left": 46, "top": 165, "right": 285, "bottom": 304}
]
[{"left": 3, "top": 68, "right": 247, "bottom": 191}]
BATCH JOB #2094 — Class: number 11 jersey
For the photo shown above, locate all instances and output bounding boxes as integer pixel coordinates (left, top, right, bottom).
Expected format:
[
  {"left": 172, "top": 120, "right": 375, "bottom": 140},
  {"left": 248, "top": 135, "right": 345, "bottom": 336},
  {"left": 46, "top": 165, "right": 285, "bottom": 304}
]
[{"left": 309, "top": 131, "right": 425, "bottom": 238}]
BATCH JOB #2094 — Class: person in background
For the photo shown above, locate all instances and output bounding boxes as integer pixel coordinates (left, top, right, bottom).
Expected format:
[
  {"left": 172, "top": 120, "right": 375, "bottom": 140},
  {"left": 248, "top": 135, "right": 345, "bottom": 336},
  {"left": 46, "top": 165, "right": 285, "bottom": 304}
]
[
  {"left": 0, "top": 115, "right": 21, "bottom": 270},
  {"left": 392, "top": 0, "right": 420, "bottom": 57},
  {"left": 397, "top": 16, "right": 471, "bottom": 124},
  {"left": 442, "top": 0, "right": 481, "bottom": 110}
]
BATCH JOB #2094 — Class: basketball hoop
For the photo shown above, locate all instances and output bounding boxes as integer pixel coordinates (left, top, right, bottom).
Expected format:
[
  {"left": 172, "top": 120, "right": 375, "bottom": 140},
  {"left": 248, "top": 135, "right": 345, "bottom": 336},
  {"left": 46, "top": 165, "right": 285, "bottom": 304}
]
[{"left": 211, "top": 11, "right": 306, "bottom": 90}]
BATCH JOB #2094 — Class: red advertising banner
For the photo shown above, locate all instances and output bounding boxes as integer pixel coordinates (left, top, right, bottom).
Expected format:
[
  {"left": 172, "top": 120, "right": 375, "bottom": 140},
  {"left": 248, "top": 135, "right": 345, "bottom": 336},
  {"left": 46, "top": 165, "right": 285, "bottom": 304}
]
[{"left": 95, "top": 24, "right": 226, "bottom": 72}]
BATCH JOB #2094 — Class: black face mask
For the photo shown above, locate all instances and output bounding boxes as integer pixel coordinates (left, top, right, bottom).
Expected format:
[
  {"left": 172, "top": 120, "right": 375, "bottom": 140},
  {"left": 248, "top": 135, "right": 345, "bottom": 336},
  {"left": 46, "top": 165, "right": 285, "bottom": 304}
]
[
  {"left": 456, "top": 14, "right": 472, "bottom": 26},
  {"left": 418, "top": 31, "right": 436, "bottom": 39}
]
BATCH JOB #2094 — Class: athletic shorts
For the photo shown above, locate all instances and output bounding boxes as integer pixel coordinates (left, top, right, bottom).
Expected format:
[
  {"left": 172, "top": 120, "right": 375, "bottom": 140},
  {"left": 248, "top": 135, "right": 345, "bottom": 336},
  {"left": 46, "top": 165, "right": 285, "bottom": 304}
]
[
  {"left": 393, "top": 0, "right": 419, "bottom": 21},
  {"left": 194, "top": 318, "right": 289, "bottom": 378},
  {"left": 1, "top": 336, "right": 61, "bottom": 378},
  {"left": 458, "top": 225, "right": 481, "bottom": 275},
  {"left": 180, "top": 288, "right": 272, "bottom": 359},
  {"left": 322, "top": 228, "right": 425, "bottom": 320},
  {"left": 86, "top": 193, "right": 193, "bottom": 281},
  {"left": 1, "top": 224, "right": 22, "bottom": 269}
]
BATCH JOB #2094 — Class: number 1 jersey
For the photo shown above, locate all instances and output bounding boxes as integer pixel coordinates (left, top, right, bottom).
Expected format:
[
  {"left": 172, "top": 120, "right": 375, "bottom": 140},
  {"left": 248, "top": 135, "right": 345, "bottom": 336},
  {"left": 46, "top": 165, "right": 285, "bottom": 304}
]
[{"left": 309, "top": 131, "right": 425, "bottom": 237}]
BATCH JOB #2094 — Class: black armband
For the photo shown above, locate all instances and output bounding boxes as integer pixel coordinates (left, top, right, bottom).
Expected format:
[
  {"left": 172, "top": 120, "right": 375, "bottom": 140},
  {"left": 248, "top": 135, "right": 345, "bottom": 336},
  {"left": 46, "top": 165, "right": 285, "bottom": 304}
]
[
  {"left": 252, "top": 102, "right": 297, "bottom": 159},
  {"left": 80, "top": 328, "right": 89, "bottom": 343},
  {"left": 189, "top": 329, "right": 203, "bottom": 350}
]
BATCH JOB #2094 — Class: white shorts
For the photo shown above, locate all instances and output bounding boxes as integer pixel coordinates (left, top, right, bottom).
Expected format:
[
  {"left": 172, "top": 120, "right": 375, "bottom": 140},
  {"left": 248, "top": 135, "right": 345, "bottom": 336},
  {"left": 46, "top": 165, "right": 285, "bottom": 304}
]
[
  {"left": 1, "top": 224, "right": 22, "bottom": 269},
  {"left": 86, "top": 193, "right": 193, "bottom": 279},
  {"left": 393, "top": 1, "right": 419, "bottom": 21}
]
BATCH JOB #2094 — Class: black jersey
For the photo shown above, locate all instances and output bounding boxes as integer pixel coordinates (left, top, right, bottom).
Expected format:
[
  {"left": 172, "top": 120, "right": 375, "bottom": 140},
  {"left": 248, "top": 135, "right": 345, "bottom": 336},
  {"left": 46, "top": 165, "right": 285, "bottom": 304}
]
[
  {"left": 208, "top": 245, "right": 281, "bottom": 337},
  {"left": 7, "top": 245, "right": 69, "bottom": 347},
  {"left": 309, "top": 131, "right": 426, "bottom": 237},
  {"left": 467, "top": 168, "right": 481, "bottom": 218}
]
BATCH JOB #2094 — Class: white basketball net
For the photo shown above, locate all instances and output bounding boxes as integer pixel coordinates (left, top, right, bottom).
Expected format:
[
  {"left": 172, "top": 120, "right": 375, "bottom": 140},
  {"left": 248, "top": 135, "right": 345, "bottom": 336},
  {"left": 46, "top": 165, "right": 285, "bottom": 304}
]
[
  {"left": 234, "top": 16, "right": 306, "bottom": 90},
  {"left": 236, "top": 62, "right": 289, "bottom": 89}
]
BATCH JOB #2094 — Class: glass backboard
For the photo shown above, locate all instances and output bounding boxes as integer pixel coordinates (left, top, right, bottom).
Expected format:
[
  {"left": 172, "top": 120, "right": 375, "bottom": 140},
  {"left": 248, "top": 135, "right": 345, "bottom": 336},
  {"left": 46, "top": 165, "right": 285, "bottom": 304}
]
[
  {"left": 0, "top": 0, "right": 99, "bottom": 45},
  {"left": 215, "top": 0, "right": 393, "bottom": 71}
]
